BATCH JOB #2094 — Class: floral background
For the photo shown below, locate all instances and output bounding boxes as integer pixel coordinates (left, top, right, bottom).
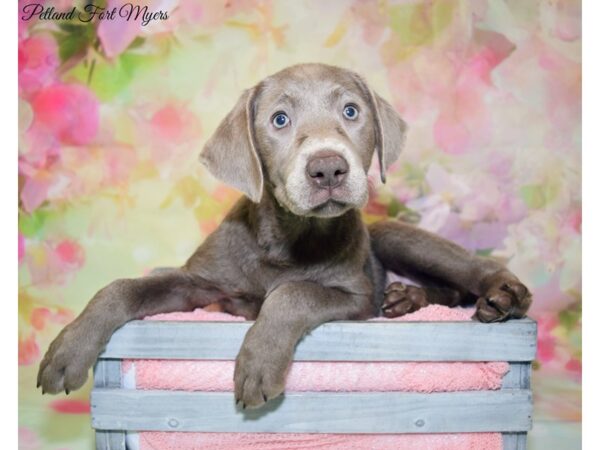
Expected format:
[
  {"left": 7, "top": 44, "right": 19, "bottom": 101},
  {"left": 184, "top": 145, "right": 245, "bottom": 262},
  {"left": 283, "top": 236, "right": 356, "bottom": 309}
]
[{"left": 18, "top": 0, "right": 581, "bottom": 448}]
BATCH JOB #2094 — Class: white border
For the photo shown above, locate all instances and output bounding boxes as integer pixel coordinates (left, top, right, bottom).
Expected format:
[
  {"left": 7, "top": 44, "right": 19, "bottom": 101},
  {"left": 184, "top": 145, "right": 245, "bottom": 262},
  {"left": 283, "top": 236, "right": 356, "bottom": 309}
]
[
  {"left": 2, "top": 2, "right": 18, "bottom": 446},
  {"left": 6, "top": 1, "right": 589, "bottom": 448}
]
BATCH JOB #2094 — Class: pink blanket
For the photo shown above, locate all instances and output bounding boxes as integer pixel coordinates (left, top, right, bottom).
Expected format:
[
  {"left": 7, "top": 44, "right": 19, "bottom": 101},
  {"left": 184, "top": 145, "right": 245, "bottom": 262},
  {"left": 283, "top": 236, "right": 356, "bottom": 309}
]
[{"left": 125, "top": 305, "right": 507, "bottom": 450}]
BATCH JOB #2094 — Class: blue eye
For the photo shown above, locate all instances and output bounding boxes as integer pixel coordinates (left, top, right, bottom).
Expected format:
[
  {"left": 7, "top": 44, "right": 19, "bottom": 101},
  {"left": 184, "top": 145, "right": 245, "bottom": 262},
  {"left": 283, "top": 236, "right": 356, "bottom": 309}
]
[
  {"left": 272, "top": 112, "right": 290, "bottom": 128},
  {"left": 343, "top": 104, "right": 359, "bottom": 120}
]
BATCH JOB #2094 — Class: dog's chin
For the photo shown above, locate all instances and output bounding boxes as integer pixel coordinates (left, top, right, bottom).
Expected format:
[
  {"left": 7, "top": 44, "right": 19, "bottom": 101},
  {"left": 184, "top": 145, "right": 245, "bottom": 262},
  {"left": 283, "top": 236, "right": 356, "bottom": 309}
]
[
  {"left": 307, "top": 199, "right": 353, "bottom": 218},
  {"left": 285, "top": 199, "right": 354, "bottom": 218},
  {"left": 275, "top": 185, "right": 366, "bottom": 218}
]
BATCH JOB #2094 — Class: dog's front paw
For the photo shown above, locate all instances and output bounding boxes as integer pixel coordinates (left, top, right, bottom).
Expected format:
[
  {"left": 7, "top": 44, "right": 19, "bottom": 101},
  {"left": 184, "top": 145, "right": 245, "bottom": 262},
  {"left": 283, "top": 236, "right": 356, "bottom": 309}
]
[
  {"left": 382, "top": 282, "right": 429, "bottom": 318},
  {"left": 37, "top": 323, "right": 102, "bottom": 395},
  {"left": 234, "top": 341, "right": 290, "bottom": 409},
  {"left": 474, "top": 275, "right": 532, "bottom": 323}
]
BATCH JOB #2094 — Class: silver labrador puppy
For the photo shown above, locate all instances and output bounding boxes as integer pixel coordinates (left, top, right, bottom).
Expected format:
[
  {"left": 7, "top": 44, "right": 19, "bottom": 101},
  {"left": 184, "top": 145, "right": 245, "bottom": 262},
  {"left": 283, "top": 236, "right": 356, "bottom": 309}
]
[{"left": 38, "top": 63, "right": 531, "bottom": 408}]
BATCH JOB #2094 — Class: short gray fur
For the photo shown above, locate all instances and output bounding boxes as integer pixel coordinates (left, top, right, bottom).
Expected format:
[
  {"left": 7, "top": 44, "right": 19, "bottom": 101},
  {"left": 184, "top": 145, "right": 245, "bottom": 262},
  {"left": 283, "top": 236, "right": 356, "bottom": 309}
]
[
  {"left": 99, "top": 318, "right": 537, "bottom": 362},
  {"left": 93, "top": 360, "right": 126, "bottom": 450},
  {"left": 91, "top": 389, "right": 532, "bottom": 434}
]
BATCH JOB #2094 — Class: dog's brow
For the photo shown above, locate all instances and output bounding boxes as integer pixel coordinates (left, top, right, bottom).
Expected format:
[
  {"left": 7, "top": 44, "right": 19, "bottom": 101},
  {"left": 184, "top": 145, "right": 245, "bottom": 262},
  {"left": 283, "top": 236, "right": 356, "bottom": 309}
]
[
  {"left": 327, "top": 86, "right": 347, "bottom": 102},
  {"left": 274, "top": 93, "right": 296, "bottom": 106}
]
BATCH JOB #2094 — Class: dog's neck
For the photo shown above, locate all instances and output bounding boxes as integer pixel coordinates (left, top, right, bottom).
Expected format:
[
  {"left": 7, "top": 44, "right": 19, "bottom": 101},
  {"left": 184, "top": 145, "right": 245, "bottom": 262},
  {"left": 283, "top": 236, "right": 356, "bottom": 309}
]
[{"left": 248, "top": 191, "right": 364, "bottom": 265}]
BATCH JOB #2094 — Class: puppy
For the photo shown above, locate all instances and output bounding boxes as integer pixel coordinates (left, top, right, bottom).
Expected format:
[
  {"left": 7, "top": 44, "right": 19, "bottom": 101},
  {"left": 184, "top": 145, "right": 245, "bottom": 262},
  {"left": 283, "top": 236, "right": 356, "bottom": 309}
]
[{"left": 38, "top": 63, "right": 531, "bottom": 408}]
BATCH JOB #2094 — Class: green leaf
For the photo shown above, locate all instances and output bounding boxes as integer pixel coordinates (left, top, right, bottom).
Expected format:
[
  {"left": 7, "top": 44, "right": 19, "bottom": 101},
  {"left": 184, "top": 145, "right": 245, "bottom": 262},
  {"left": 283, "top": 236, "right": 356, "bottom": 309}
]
[
  {"left": 127, "top": 36, "right": 146, "bottom": 50},
  {"left": 519, "top": 182, "right": 560, "bottom": 209},
  {"left": 70, "top": 54, "right": 138, "bottom": 100},
  {"left": 387, "top": 198, "right": 403, "bottom": 217},
  {"left": 19, "top": 209, "right": 50, "bottom": 238},
  {"left": 54, "top": 22, "right": 96, "bottom": 64},
  {"left": 559, "top": 307, "right": 581, "bottom": 331},
  {"left": 56, "top": 21, "right": 86, "bottom": 33},
  {"left": 388, "top": 0, "right": 455, "bottom": 46}
]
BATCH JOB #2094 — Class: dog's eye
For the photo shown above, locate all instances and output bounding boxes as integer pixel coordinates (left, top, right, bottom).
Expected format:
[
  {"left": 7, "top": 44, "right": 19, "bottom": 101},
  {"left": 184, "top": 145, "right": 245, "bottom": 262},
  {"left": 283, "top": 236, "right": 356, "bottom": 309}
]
[
  {"left": 343, "top": 104, "right": 359, "bottom": 120},
  {"left": 272, "top": 112, "right": 290, "bottom": 129}
]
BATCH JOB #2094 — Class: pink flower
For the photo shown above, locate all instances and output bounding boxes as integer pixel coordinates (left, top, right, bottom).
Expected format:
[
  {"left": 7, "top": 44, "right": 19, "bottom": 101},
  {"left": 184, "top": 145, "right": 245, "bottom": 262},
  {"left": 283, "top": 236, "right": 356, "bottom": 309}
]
[
  {"left": 30, "top": 307, "right": 51, "bottom": 331},
  {"left": 24, "top": 239, "right": 86, "bottom": 286},
  {"left": 55, "top": 239, "right": 85, "bottom": 267},
  {"left": 18, "top": 332, "right": 40, "bottom": 365},
  {"left": 536, "top": 315, "right": 559, "bottom": 363},
  {"left": 543, "top": 0, "right": 581, "bottom": 42},
  {"left": 18, "top": 233, "right": 25, "bottom": 264},
  {"left": 433, "top": 67, "right": 492, "bottom": 155},
  {"left": 566, "top": 208, "right": 582, "bottom": 234},
  {"left": 49, "top": 399, "right": 91, "bottom": 414},
  {"left": 18, "top": 427, "right": 40, "bottom": 450},
  {"left": 30, "top": 306, "right": 73, "bottom": 331},
  {"left": 437, "top": 212, "right": 509, "bottom": 252},
  {"left": 19, "top": 169, "right": 52, "bottom": 213},
  {"left": 18, "top": 34, "right": 59, "bottom": 97},
  {"left": 97, "top": 0, "right": 182, "bottom": 58},
  {"left": 433, "top": 113, "right": 471, "bottom": 155},
  {"left": 97, "top": 0, "right": 143, "bottom": 59},
  {"left": 151, "top": 105, "right": 191, "bottom": 143},
  {"left": 565, "top": 358, "right": 582, "bottom": 379},
  {"left": 134, "top": 103, "right": 201, "bottom": 165},
  {"left": 30, "top": 83, "right": 99, "bottom": 146},
  {"left": 407, "top": 163, "right": 528, "bottom": 250}
]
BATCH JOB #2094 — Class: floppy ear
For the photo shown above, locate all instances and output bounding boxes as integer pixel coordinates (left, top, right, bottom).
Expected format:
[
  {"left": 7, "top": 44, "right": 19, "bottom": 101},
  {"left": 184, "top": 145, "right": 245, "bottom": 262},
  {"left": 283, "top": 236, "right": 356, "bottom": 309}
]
[
  {"left": 356, "top": 78, "right": 407, "bottom": 183},
  {"left": 200, "top": 87, "right": 264, "bottom": 203},
  {"left": 370, "top": 91, "right": 407, "bottom": 183}
]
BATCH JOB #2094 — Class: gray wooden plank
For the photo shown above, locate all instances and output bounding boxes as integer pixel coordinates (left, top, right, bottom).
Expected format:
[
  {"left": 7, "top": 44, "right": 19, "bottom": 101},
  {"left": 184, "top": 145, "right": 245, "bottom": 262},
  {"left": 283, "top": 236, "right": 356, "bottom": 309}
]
[
  {"left": 94, "top": 431, "right": 126, "bottom": 450},
  {"left": 93, "top": 359, "right": 122, "bottom": 389},
  {"left": 99, "top": 318, "right": 537, "bottom": 362},
  {"left": 91, "top": 389, "right": 532, "bottom": 434},
  {"left": 502, "top": 363, "right": 532, "bottom": 389},
  {"left": 502, "top": 432, "right": 527, "bottom": 450},
  {"left": 93, "top": 360, "right": 126, "bottom": 450}
]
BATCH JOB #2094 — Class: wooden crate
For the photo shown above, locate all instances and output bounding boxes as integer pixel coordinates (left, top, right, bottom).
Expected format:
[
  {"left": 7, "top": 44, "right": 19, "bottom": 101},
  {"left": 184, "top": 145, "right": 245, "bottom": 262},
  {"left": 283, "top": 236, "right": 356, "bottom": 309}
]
[{"left": 91, "top": 318, "right": 537, "bottom": 450}]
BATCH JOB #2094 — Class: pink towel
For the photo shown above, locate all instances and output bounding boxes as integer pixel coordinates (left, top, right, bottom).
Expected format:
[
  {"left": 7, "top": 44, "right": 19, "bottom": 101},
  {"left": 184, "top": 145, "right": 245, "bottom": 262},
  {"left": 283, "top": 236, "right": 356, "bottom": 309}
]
[{"left": 127, "top": 305, "right": 507, "bottom": 450}]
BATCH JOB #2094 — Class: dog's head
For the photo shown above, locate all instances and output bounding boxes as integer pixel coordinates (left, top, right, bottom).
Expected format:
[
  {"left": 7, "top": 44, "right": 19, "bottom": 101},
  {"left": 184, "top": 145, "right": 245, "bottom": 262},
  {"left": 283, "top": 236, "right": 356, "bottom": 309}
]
[{"left": 200, "top": 63, "right": 406, "bottom": 218}]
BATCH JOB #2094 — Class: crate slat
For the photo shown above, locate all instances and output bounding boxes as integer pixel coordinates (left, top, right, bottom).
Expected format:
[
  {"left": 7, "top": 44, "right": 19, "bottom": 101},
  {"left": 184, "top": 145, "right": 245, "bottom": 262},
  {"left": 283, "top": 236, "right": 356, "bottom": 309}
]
[
  {"left": 93, "top": 360, "right": 126, "bottom": 450},
  {"left": 99, "top": 318, "right": 537, "bottom": 362},
  {"left": 91, "top": 389, "right": 532, "bottom": 434},
  {"left": 502, "top": 362, "right": 532, "bottom": 389},
  {"left": 502, "top": 432, "right": 528, "bottom": 449}
]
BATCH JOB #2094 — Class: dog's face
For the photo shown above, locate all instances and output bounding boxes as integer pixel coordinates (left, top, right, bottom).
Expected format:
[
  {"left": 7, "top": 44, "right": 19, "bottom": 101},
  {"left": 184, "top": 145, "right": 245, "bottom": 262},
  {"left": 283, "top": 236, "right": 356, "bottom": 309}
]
[{"left": 201, "top": 64, "right": 406, "bottom": 218}]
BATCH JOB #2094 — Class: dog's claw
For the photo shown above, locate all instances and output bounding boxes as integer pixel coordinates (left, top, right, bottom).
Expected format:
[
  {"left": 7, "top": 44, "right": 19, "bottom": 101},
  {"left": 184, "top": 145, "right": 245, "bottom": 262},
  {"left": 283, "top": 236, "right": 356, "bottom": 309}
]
[
  {"left": 65, "top": 389, "right": 70, "bottom": 395},
  {"left": 263, "top": 393, "right": 268, "bottom": 402}
]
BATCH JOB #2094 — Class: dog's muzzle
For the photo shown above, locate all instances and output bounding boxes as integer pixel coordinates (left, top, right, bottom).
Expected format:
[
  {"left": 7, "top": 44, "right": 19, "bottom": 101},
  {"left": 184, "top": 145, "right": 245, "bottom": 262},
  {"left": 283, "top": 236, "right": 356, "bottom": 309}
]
[{"left": 282, "top": 138, "right": 369, "bottom": 217}]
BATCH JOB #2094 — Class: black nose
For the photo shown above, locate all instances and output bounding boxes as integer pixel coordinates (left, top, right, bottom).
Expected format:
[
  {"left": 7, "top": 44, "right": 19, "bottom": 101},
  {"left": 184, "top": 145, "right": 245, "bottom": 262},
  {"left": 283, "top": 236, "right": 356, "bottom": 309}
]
[{"left": 306, "top": 152, "right": 349, "bottom": 189}]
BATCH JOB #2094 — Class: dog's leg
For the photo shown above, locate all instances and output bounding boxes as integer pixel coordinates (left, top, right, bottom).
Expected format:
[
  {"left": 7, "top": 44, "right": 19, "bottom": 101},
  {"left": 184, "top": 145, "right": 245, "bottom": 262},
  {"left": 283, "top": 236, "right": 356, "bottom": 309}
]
[
  {"left": 37, "top": 268, "right": 225, "bottom": 395},
  {"left": 369, "top": 220, "right": 531, "bottom": 322},
  {"left": 234, "top": 281, "right": 372, "bottom": 408}
]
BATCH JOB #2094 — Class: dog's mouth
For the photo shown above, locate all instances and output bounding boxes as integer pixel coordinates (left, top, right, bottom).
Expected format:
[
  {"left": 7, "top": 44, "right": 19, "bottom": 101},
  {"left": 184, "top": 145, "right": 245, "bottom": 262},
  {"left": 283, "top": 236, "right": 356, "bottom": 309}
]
[
  {"left": 311, "top": 198, "right": 348, "bottom": 213},
  {"left": 278, "top": 176, "right": 368, "bottom": 218},
  {"left": 274, "top": 183, "right": 356, "bottom": 218},
  {"left": 308, "top": 183, "right": 353, "bottom": 205}
]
